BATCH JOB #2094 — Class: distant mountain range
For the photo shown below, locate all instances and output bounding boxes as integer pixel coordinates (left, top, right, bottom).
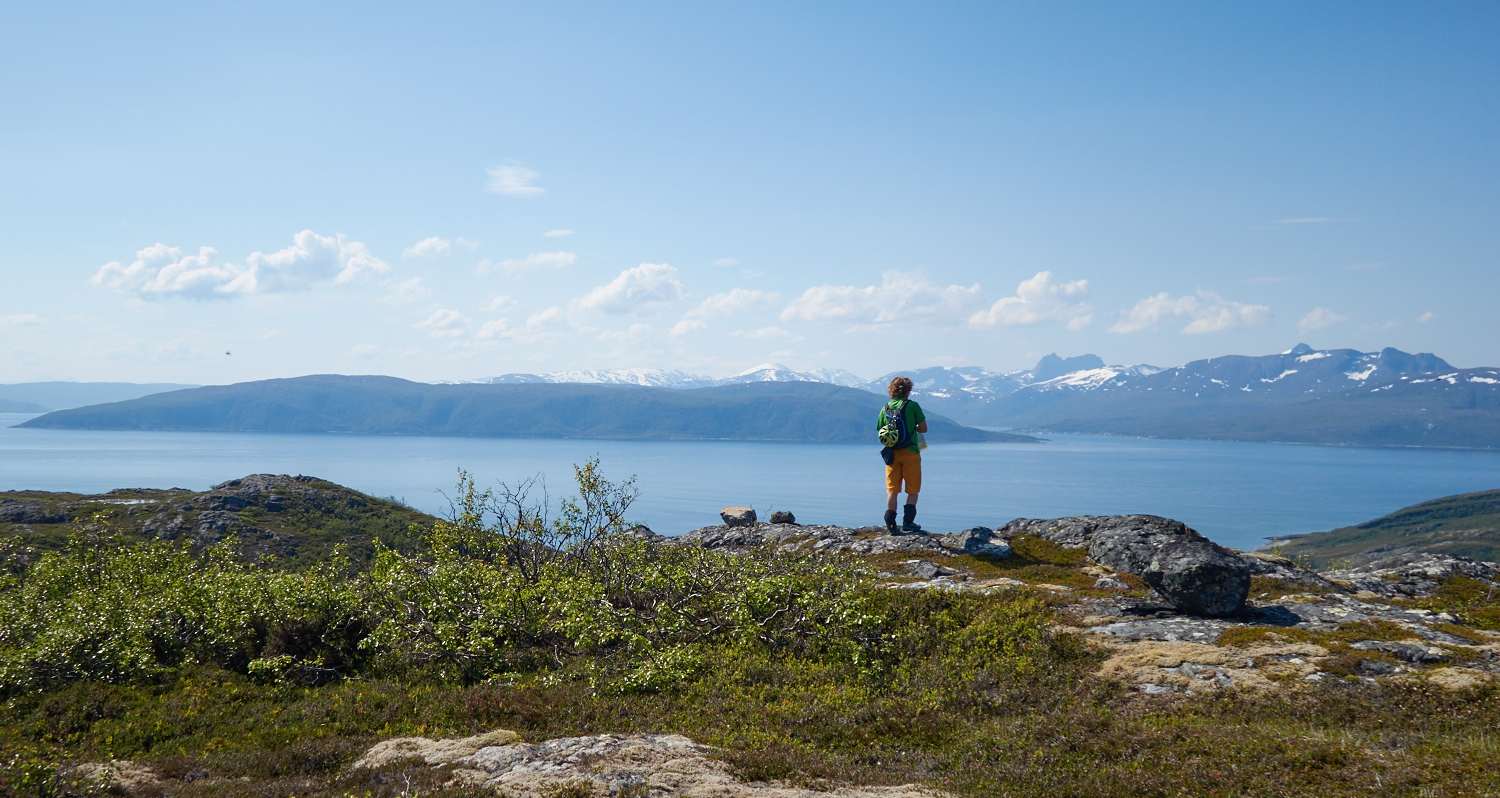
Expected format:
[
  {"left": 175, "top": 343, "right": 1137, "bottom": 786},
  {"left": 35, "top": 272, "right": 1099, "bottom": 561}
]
[
  {"left": 444, "top": 363, "right": 869, "bottom": 389},
  {"left": 17, "top": 377, "right": 1036, "bottom": 444},
  {"left": 453, "top": 354, "right": 1109, "bottom": 396},
  {"left": 10, "top": 344, "right": 1496, "bottom": 448}
]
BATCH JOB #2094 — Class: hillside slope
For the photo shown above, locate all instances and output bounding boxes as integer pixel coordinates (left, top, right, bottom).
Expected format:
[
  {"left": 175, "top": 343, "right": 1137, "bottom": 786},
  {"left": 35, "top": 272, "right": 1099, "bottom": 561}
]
[
  {"left": 17, "top": 376, "right": 1037, "bottom": 444},
  {"left": 1267, "top": 488, "right": 1500, "bottom": 568},
  {"left": 0, "top": 473, "right": 436, "bottom": 569}
]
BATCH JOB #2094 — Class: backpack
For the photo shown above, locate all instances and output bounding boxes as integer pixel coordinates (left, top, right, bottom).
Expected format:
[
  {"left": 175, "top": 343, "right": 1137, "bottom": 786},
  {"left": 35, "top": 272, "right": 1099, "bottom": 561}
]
[{"left": 878, "top": 399, "right": 911, "bottom": 449}]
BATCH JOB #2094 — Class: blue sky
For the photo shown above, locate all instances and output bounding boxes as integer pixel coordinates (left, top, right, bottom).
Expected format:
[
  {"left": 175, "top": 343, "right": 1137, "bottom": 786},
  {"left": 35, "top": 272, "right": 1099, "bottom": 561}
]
[{"left": 2, "top": 1, "right": 1496, "bottom": 384}]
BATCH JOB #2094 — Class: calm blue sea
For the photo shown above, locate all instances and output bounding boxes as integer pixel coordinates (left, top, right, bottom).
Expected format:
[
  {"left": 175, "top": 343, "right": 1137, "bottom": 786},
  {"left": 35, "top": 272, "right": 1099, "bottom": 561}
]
[{"left": 3, "top": 412, "right": 1499, "bottom": 551}]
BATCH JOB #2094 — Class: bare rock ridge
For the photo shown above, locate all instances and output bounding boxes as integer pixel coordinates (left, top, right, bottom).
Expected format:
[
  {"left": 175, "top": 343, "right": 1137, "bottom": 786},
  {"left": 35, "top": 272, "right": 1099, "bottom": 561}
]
[
  {"left": 0, "top": 474, "right": 432, "bottom": 570},
  {"left": 679, "top": 514, "right": 1250, "bottom": 617}
]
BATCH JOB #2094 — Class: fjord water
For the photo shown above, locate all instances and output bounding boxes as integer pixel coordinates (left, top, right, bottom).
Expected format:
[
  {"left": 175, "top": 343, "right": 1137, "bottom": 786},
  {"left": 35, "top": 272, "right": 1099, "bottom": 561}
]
[{"left": 3, "top": 412, "right": 1499, "bottom": 551}]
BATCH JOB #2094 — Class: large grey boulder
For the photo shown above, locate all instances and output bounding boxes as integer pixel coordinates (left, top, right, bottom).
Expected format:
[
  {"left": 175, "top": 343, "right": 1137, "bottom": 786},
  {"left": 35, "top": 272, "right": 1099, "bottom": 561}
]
[
  {"left": 999, "top": 515, "right": 1250, "bottom": 616},
  {"left": 768, "top": 510, "right": 797, "bottom": 525},
  {"left": 719, "top": 507, "right": 757, "bottom": 527}
]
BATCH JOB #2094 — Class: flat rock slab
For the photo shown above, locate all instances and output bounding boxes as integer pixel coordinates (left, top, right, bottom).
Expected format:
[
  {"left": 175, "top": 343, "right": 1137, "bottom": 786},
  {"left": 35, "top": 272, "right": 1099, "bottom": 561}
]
[
  {"left": 1079, "top": 594, "right": 1474, "bottom": 645},
  {"left": 438, "top": 732, "right": 946, "bottom": 797},
  {"left": 679, "top": 524, "right": 954, "bottom": 557}
]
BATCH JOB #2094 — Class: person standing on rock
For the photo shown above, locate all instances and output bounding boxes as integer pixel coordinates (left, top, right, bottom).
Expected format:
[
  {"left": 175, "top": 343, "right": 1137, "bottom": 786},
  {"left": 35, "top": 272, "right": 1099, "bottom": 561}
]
[{"left": 878, "top": 376, "right": 927, "bottom": 534}]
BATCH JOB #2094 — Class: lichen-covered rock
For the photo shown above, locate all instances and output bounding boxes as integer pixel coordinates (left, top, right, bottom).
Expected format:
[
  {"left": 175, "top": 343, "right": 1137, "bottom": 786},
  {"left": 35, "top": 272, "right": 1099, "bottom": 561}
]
[
  {"left": 1350, "top": 640, "right": 1448, "bottom": 663},
  {"left": 1137, "top": 537, "right": 1252, "bottom": 617},
  {"left": 444, "top": 732, "right": 949, "bottom": 797},
  {"left": 936, "top": 527, "right": 1012, "bottom": 559},
  {"left": 720, "top": 506, "right": 757, "bottom": 527},
  {"left": 0, "top": 499, "right": 70, "bottom": 524},
  {"left": 352, "top": 729, "right": 522, "bottom": 769}
]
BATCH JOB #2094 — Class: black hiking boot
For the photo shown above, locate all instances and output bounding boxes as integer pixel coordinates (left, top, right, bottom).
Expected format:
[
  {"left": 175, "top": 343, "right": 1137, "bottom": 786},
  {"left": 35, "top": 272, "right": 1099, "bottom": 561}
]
[
  {"left": 901, "top": 504, "right": 922, "bottom": 533},
  {"left": 884, "top": 509, "right": 899, "bottom": 535}
]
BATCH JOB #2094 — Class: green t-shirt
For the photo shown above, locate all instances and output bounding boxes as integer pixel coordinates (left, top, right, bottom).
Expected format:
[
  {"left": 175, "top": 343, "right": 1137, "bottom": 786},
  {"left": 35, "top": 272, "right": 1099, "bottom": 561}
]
[{"left": 877, "top": 399, "right": 926, "bottom": 453}]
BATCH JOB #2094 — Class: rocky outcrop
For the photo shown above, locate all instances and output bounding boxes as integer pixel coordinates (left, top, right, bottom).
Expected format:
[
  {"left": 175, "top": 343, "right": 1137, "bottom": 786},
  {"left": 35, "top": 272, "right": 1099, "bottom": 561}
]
[
  {"left": 1322, "top": 553, "right": 1499, "bottom": 599},
  {"left": 0, "top": 499, "right": 70, "bottom": 524},
  {"left": 769, "top": 510, "right": 797, "bottom": 525},
  {"left": 720, "top": 507, "right": 757, "bottom": 527},
  {"left": 935, "top": 527, "right": 1011, "bottom": 559},
  {"left": 999, "top": 515, "right": 1250, "bottom": 616},
  {"left": 356, "top": 731, "right": 950, "bottom": 797}
]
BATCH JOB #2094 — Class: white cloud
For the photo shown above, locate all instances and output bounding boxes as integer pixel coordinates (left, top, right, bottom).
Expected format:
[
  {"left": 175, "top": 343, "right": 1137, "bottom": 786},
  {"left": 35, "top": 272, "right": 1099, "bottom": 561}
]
[
  {"left": 1, "top": 314, "right": 43, "bottom": 325},
  {"left": 670, "top": 319, "right": 707, "bottom": 336},
  {"left": 526, "top": 306, "right": 566, "bottom": 327},
  {"left": 349, "top": 344, "right": 380, "bottom": 357},
  {"left": 91, "top": 244, "right": 236, "bottom": 298},
  {"left": 383, "top": 278, "right": 428, "bottom": 305},
  {"left": 682, "top": 288, "right": 780, "bottom": 320},
  {"left": 598, "top": 323, "right": 654, "bottom": 343},
  {"left": 481, "top": 251, "right": 577, "bottom": 274},
  {"left": 455, "top": 238, "right": 480, "bottom": 251},
  {"left": 402, "top": 237, "right": 451, "bottom": 259},
  {"left": 1298, "top": 307, "right": 1349, "bottom": 333},
  {"left": 485, "top": 164, "right": 544, "bottom": 197},
  {"left": 91, "top": 231, "right": 391, "bottom": 299},
  {"left": 484, "top": 295, "right": 517, "bottom": 312},
  {"left": 235, "top": 231, "right": 390, "bottom": 292},
  {"left": 577, "top": 263, "right": 686, "bottom": 316},
  {"left": 495, "top": 306, "right": 570, "bottom": 343},
  {"left": 712, "top": 258, "right": 739, "bottom": 267},
  {"left": 746, "top": 326, "right": 801, "bottom": 340},
  {"left": 968, "top": 271, "right": 1093, "bottom": 330},
  {"left": 780, "top": 271, "right": 984, "bottom": 325},
  {"left": 543, "top": 229, "right": 574, "bottom": 237},
  {"left": 1110, "top": 290, "right": 1271, "bottom": 334},
  {"left": 1417, "top": 311, "right": 1435, "bottom": 324},
  {"left": 415, "top": 308, "right": 468, "bottom": 338},
  {"left": 474, "top": 319, "right": 511, "bottom": 339}
]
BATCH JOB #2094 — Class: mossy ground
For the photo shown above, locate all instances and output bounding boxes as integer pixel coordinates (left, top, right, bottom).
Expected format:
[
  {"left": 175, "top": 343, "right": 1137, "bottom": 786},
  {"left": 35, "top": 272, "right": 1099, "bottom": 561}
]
[{"left": 6, "top": 639, "right": 1500, "bottom": 797}]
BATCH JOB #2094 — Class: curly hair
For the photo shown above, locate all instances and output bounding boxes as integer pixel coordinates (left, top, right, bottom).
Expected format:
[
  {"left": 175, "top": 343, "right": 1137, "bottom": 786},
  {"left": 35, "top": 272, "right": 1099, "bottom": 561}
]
[{"left": 887, "top": 376, "right": 914, "bottom": 399}]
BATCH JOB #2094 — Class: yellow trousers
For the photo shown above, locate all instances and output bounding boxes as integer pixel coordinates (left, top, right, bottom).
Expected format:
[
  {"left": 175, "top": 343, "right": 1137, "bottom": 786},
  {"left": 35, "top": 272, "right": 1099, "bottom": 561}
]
[{"left": 885, "top": 448, "right": 922, "bottom": 494}]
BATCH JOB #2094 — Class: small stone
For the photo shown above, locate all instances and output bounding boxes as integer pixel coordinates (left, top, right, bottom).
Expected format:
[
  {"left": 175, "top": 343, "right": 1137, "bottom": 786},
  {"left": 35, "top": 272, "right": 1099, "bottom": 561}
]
[
  {"left": 1138, "top": 683, "right": 1175, "bottom": 695},
  {"left": 719, "top": 507, "right": 757, "bottom": 527},
  {"left": 768, "top": 510, "right": 796, "bottom": 525},
  {"left": 1357, "top": 659, "right": 1398, "bottom": 675},
  {"left": 1094, "top": 575, "right": 1129, "bottom": 590}
]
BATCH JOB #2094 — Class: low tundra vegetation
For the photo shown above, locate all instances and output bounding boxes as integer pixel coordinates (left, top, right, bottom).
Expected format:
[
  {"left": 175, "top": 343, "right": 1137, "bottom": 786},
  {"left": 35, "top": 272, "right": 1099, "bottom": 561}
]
[{"left": 1, "top": 460, "right": 1498, "bottom": 797}]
